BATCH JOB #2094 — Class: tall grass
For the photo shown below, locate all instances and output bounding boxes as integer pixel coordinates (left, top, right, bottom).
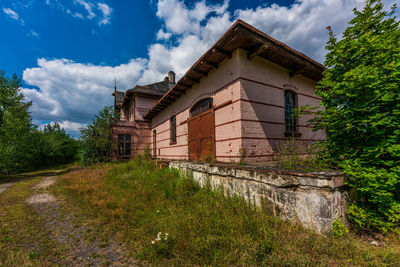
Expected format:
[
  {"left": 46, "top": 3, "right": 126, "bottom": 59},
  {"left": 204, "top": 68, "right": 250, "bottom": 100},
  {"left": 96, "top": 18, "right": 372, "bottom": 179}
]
[{"left": 53, "top": 160, "right": 400, "bottom": 265}]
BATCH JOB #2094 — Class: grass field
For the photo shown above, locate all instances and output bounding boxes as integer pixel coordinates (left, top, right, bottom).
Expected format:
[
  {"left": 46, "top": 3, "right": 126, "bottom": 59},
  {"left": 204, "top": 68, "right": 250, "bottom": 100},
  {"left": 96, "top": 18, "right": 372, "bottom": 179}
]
[{"left": 49, "top": 159, "right": 400, "bottom": 266}]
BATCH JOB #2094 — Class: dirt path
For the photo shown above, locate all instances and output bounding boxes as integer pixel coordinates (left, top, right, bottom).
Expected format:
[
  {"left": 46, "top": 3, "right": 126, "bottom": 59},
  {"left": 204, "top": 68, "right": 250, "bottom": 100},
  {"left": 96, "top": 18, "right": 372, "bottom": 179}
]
[
  {"left": 26, "top": 173, "right": 137, "bottom": 266},
  {"left": 0, "top": 182, "right": 16, "bottom": 194}
]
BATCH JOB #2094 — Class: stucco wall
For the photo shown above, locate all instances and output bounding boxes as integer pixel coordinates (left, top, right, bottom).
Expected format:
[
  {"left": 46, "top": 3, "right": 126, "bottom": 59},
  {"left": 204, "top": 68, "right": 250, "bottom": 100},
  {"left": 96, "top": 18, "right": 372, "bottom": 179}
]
[
  {"left": 150, "top": 48, "right": 325, "bottom": 163},
  {"left": 237, "top": 49, "right": 325, "bottom": 162},
  {"left": 151, "top": 49, "right": 243, "bottom": 162}
]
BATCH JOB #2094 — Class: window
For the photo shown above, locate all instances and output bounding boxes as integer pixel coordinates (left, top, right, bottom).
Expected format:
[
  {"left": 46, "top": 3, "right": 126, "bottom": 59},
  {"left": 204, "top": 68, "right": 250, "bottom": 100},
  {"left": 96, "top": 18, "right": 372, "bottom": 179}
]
[
  {"left": 170, "top": 115, "right": 177, "bottom": 144},
  {"left": 118, "top": 134, "right": 131, "bottom": 156},
  {"left": 190, "top": 98, "right": 213, "bottom": 117},
  {"left": 284, "top": 91, "right": 297, "bottom": 133}
]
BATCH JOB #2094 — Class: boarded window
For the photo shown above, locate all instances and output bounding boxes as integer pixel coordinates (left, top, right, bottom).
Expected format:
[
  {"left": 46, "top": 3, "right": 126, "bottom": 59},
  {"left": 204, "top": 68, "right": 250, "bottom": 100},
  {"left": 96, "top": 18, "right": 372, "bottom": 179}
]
[
  {"left": 118, "top": 134, "right": 131, "bottom": 156},
  {"left": 190, "top": 98, "right": 213, "bottom": 117},
  {"left": 170, "top": 115, "right": 177, "bottom": 144},
  {"left": 284, "top": 91, "right": 297, "bottom": 133}
]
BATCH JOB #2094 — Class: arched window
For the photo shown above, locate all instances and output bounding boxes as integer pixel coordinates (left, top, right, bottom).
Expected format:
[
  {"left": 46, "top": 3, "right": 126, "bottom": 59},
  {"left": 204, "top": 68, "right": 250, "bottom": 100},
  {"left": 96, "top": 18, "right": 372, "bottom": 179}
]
[
  {"left": 190, "top": 98, "right": 213, "bottom": 117},
  {"left": 284, "top": 91, "right": 297, "bottom": 133},
  {"left": 170, "top": 115, "right": 177, "bottom": 144}
]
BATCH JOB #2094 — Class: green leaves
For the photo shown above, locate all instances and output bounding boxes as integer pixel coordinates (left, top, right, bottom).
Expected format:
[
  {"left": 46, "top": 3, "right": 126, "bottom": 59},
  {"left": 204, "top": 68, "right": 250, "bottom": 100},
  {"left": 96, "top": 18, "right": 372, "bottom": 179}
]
[
  {"left": 315, "top": 0, "right": 400, "bottom": 231},
  {"left": 79, "top": 106, "right": 114, "bottom": 165},
  {"left": 0, "top": 72, "right": 79, "bottom": 175}
]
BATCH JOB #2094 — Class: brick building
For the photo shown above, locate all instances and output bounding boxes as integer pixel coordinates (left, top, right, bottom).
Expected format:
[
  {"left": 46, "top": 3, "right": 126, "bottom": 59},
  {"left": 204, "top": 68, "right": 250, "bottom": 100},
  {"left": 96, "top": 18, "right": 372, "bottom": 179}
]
[{"left": 111, "top": 20, "right": 325, "bottom": 162}]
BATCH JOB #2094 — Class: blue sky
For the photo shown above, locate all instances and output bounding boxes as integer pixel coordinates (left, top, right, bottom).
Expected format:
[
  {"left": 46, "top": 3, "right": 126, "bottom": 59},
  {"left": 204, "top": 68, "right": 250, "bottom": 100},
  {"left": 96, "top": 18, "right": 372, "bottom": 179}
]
[{"left": 1, "top": 0, "right": 398, "bottom": 137}]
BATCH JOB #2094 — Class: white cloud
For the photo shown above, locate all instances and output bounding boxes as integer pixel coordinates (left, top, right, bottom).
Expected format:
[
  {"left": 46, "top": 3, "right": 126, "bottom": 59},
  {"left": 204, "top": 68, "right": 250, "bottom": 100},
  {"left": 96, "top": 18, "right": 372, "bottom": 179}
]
[
  {"left": 46, "top": 0, "right": 112, "bottom": 26},
  {"left": 3, "top": 7, "right": 19, "bottom": 20},
  {"left": 28, "top": 30, "right": 40, "bottom": 39},
  {"left": 22, "top": 58, "right": 147, "bottom": 126},
  {"left": 75, "top": 0, "right": 95, "bottom": 19},
  {"left": 98, "top": 3, "right": 112, "bottom": 25},
  {"left": 3, "top": 7, "right": 25, "bottom": 25},
  {"left": 22, "top": 0, "right": 399, "bottom": 136},
  {"left": 156, "top": 29, "right": 172, "bottom": 40}
]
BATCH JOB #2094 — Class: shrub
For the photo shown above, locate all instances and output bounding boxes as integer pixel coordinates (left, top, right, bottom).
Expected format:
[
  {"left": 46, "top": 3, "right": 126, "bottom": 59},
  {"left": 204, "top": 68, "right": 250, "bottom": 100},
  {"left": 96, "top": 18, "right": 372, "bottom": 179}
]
[{"left": 308, "top": 0, "right": 400, "bottom": 232}]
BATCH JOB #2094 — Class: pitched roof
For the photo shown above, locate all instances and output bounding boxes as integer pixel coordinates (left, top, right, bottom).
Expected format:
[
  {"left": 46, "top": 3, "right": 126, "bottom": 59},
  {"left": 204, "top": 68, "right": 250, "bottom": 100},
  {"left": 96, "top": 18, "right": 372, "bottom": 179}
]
[
  {"left": 122, "top": 79, "right": 174, "bottom": 105},
  {"left": 144, "top": 19, "right": 325, "bottom": 120}
]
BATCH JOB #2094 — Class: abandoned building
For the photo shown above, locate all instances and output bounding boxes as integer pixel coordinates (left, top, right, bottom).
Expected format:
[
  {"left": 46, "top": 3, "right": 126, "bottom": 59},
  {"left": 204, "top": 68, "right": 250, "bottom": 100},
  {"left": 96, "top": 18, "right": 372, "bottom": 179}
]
[{"left": 111, "top": 19, "right": 326, "bottom": 163}]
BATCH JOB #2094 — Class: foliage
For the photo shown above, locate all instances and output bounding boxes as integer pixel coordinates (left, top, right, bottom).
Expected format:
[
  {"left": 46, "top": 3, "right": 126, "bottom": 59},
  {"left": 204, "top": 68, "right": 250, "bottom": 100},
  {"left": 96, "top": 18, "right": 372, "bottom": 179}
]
[
  {"left": 0, "top": 71, "right": 78, "bottom": 175},
  {"left": 79, "top": 106, "right": 114, "bottom": 165},
  {"left": 53, "top": 159, "right": 400, "bottom": 265},
  {"left": 143, "top": 144, "right": 152, "bottom": 160},
  {"left": 273, "top": 137, "right": 329, "bottom": 171},
  {"left": 331, "top": 220, "right": 349, "bottom": 238},
  {"left": 309, "top": 0, "right": 400, "bottom": 231},
  {"left": 0, "top": 71, "right": 33, "bottom": 174}
]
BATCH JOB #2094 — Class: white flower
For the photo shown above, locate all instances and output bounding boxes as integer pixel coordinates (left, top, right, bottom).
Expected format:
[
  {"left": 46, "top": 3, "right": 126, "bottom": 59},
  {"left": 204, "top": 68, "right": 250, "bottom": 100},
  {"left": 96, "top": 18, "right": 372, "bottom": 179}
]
[{"left": 151, "top": 241, "right": 155, "bottom": 244}]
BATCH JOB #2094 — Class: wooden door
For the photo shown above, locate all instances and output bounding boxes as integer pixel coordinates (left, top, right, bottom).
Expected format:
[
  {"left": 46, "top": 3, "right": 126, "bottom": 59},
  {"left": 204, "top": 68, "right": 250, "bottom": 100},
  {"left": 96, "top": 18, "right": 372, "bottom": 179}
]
[{"left": 188, "top": 109, "right": 215, "bottom": 161}]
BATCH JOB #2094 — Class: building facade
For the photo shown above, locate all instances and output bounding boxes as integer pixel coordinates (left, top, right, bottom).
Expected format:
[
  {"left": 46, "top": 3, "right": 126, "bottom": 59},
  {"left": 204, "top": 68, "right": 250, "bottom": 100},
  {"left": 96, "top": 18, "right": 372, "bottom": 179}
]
[{"left": 112, "top": 20, "right": 325, "bottom": 163}]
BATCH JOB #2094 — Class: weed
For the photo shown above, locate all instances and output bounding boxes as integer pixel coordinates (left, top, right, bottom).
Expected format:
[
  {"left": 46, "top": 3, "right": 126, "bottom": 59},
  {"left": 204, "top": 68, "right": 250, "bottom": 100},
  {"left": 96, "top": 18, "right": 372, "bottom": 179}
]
[
  {"left": 331, "top": 220, "right": 349, "bottom": 238},
  {"left": 51, "top": 159, "right": 400, "bottom": 266}
]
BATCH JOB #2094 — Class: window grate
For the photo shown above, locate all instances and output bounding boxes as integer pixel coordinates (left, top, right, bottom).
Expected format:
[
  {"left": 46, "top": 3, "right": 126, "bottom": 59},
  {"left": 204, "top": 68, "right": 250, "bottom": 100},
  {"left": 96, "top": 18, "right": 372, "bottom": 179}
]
[{"left": 284, "top": 91, "right": 297, "bottom": 133}]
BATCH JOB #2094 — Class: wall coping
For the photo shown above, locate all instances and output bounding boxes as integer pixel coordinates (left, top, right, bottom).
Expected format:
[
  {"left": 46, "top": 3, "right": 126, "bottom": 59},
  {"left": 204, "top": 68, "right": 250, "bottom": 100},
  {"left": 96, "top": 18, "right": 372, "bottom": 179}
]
[{"left": 169, "top": 160, "right": 345, "bottom": 189}]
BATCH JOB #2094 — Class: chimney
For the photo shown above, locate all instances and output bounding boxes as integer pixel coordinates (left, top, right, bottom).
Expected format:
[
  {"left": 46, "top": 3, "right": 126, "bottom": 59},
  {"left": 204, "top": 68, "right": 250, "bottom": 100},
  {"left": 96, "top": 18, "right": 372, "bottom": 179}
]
[{"left": 168, "top": 71, "right": 175, "bottom": 83}]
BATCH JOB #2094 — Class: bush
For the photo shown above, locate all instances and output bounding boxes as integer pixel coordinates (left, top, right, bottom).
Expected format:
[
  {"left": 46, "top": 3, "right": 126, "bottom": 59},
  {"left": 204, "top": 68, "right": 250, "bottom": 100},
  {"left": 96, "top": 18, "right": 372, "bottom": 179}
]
[{"left": 311, "top": 0, "right": 400, "bottom": 231}]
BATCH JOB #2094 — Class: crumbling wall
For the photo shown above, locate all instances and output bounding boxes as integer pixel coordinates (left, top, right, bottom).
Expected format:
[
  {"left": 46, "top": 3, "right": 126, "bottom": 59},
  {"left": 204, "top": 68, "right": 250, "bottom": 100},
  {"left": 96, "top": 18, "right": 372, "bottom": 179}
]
[{"left": 169, "top": 161, "right": 346, "bottom": 233}]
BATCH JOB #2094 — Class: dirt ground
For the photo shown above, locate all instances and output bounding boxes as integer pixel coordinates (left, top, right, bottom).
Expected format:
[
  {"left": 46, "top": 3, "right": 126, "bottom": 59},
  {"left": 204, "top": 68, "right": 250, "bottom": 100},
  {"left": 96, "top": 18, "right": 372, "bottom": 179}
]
[{"left": 0, "top": 170, "right": 137, "bottom": 266}]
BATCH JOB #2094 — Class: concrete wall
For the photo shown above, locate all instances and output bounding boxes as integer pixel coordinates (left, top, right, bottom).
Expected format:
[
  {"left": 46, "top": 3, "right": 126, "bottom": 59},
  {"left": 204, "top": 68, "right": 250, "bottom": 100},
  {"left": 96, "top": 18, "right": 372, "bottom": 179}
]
[{"left": 170, "top": 161, "right": 346, "bottom": 233}]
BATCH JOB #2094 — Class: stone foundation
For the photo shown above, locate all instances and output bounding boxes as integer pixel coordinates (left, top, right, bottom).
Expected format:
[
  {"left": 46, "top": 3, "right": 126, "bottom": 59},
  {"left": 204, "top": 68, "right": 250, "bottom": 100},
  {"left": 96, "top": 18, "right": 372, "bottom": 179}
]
[{"left": 169, "top": 161, "right": 347, "bottom": 233}]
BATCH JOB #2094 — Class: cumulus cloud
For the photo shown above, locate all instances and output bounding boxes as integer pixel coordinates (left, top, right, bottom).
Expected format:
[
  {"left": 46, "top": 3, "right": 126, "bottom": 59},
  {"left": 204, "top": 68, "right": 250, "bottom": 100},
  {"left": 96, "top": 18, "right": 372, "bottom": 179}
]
[
  {"left": 22, "top": 58, "right": 147, "bottom": 126},
  {"left": 156, "top": 29, "right": 172, "bottom": 40},
  {"left": 22, "top": 0, "right": 399, "bottom": 136}
]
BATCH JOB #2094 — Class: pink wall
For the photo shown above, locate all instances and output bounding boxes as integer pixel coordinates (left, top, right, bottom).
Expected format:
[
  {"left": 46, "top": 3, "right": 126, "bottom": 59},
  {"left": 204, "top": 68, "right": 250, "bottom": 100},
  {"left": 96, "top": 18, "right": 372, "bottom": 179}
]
[
  {"left": 238, "top": 49, "right": 325, "bottom": 162},
  {"left": 150, "top": 48, "right": 325, "bottom": 163},
  {"left": 151, "top": 49, "right": 243, "bottom": 161}
]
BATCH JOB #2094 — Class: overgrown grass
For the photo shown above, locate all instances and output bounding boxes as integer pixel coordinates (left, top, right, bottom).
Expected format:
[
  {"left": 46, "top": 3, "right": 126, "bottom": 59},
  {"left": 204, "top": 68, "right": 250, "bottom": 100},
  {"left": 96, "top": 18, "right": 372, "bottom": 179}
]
[
  {"left": 53, "top": 159, "right": 400, "bottom": 266},
  {"left": 0, "top": 172, "right": 67, "bottom": 266},
  {"left": 274, "top": 137, "right": 330, "bottom": 171}
]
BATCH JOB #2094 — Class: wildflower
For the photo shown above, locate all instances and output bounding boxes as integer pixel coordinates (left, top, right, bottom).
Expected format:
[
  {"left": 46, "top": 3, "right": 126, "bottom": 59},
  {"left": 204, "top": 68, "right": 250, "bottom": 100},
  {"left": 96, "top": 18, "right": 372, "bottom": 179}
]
[{"left": 151, "top": 241, "right": 155, "bottom": 244}]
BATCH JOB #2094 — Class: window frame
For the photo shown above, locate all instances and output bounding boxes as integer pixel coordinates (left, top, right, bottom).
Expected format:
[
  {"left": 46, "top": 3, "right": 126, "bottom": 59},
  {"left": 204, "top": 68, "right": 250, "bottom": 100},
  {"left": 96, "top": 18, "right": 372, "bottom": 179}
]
[
  {"left": 284, "top": 90, "right": 300, "bottom": 136},
  {"left": 170, "top": 115, "right": 177, "bottom": 144},
  {"left": 118, "top": 134, "right": 131, "bottom": 157},
  {"left": 190, "top": 98, "right": 213, "bottom": 118}
]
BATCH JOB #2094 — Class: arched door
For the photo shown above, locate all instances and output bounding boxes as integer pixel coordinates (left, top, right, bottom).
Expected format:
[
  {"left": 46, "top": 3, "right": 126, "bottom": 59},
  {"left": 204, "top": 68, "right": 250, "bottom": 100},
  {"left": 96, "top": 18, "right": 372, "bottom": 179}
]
[{"left": 188, "top": 98, "right": 215, "bottom": 161}]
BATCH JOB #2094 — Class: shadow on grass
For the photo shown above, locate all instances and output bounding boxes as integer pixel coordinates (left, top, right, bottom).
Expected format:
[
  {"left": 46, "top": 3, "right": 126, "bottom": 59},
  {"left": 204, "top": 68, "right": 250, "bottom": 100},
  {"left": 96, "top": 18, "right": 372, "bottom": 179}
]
[{"left": 0, "top": 166, "right": 80, "bottom": 184}]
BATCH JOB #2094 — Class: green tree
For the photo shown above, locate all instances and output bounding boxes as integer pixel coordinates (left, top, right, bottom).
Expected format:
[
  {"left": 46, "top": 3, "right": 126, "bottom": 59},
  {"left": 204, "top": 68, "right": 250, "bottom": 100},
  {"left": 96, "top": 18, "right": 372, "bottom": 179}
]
[
  {"left": 79, "top": 106, "right": 114, "bottom": 165},
  {"left": 0, "top": 71, "right": 34, "bottom": 174},
  {"left": 39, "top": 123, "right": 80, "bottom": 166},
  {"left": 314, "top": 0, "right": 400, "bottom": 231}
]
